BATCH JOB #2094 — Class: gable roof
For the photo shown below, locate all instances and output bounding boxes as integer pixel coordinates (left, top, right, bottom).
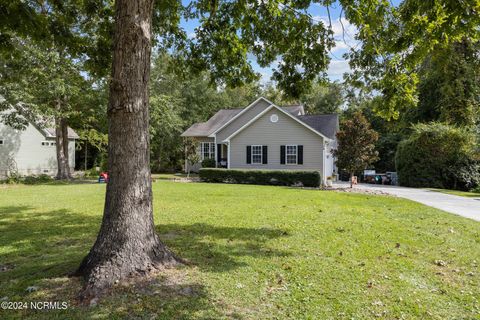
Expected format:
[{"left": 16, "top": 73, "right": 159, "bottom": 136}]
[
  {"left": 224, "top": 104, "right": 333, "bottom": 142},
  {"left": 180, "top": 97, "right": 338, "bottom": 140},
  {"left": 208, "top": 97, "right": 275, "bottom": 137},
  {"left": 43, "top": 127, "right": 80, "bottom": 139},
  {"left": 282, "top": 104, "right": 305, "bottom": 116},
  {"left": 180, "top": 108, "right": 242, "bottom": 137},
  {"left": 296, "top": 114, "right": 338, "bottom": 140}
]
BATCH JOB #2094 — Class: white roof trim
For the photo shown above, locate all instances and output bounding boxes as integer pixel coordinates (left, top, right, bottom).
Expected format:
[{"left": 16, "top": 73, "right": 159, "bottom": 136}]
[
  {"left": 208, "top": 96, "right": 276, "bottom": 137},
  {"left": 43, "top": 129, "right": 55, "bottom": 138},
  {"left": 222, "top": 103, "right": 332, "bottom": 142}
]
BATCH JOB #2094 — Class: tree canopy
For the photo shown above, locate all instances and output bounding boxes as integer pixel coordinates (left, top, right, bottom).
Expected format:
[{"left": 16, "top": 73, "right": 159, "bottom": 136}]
[{"left": 344, "top": 0, "right": 479, "bottom": 118}]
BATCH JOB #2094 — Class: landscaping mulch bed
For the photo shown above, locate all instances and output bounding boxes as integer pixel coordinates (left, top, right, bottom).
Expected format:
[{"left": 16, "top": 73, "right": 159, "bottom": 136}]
[{"left": 330, "top": 186, "right": 393, "bottom": 196}]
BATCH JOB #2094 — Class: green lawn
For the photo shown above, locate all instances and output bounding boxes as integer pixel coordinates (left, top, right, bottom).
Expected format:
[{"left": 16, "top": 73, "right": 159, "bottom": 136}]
[
  {"left": 151, "top": 173, "right": 198, "bottom": 180},
  {"left": 0, "top": 182, "right": 479, "bottom": 319},
  {"left": 429, "top": 188, "right": 480, "bottom": 198}
]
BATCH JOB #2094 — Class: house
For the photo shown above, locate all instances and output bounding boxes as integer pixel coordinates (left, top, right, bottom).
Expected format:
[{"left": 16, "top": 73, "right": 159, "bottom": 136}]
[
  {"left": 181, "top": 97, "right": 339, "bottom": 184},
  {"left": 0, "top": 116, "right": 78, "bottom": 178}
]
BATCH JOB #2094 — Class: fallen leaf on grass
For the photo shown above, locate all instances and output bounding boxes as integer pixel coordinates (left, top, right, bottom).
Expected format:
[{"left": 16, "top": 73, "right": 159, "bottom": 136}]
[{"left": 434, "top": 260, "right": 447, "bottom": 267}]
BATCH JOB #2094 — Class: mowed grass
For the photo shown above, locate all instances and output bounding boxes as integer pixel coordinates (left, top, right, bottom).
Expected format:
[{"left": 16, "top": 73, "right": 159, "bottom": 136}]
[
  {"left": 0, "top": 182, "right": 479, "bottom": 319},
  {"left": 428, "top": 188, "right": 480, "bottom": 198}
]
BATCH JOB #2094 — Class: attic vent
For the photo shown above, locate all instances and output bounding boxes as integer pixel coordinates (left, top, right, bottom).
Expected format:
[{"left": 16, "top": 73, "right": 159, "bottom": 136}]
[{"left": 270, "top": 114, "right": 279, "bottom": 123}]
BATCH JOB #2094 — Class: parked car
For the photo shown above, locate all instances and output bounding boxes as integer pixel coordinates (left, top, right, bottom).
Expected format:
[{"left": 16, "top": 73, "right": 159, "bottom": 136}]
[{"left": 363, "top": 173, "right": 393, "bottom": 185}]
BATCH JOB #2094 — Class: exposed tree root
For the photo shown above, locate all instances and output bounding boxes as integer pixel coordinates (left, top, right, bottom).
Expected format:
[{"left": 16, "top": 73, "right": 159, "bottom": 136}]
[{"left": 74, "top": 238, "right": 183, "bottom": 304}]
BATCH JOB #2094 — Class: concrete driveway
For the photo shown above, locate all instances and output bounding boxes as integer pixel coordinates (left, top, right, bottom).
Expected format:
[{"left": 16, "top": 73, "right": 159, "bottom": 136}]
[{"left": 334, "top": 182, "right": 480, "bottom": 222}]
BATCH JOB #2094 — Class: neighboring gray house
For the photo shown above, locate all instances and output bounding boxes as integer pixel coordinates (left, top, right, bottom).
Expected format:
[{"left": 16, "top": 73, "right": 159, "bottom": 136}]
[
  {"left": 181, "top": 97, "right": 339, "bottom": 184},
  {"left": 0, "top": 117, "right": 78, "bottom": 178}
]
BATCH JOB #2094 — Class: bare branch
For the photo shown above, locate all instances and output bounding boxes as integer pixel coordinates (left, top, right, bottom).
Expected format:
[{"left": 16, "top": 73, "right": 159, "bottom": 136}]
[{"left": 326, "top": 5, "right": 332, "bottom": 30}]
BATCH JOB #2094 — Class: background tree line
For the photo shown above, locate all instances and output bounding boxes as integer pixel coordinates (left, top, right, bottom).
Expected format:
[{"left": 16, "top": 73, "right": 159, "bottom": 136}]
[{"left": 343, "top": 39, "right": 480, "bottom": 190}]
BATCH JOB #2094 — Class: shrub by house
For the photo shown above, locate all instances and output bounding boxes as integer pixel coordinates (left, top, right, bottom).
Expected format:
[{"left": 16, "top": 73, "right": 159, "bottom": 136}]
[
  {"left": 395, "top": 123, "right": 480, "bottom": 190},
  {"left": 199, "top": 168, "right": 321, "bottom": 188}
]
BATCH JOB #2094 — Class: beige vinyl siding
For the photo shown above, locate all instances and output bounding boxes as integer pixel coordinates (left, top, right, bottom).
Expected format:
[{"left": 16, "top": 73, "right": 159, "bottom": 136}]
[
  {"left": 215, "top": 99, "right": 271, "bottom": 142},
  {"left": 325, "top": 139, "right": 337, "bottom": 177},
  {"left": 229, "top": 109, "right": 324, "bottom": 170},
  {"left": 0, "top": 122, "right": 75, "bottom": 177}
]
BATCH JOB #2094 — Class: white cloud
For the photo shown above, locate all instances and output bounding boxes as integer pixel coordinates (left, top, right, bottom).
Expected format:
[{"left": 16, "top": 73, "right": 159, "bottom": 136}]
[
  {"left": 332, "top": 40, "right": 350, "bottom": 52},
  {"left": 259, "top": 71, "right": 272, "bottom": 84},
  {"left": 327, "top": 59, "right": 351, "bottom": 81}
]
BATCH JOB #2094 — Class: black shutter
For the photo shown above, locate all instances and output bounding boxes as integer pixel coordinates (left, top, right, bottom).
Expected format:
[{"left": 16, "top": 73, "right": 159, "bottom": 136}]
[
  {"left": 298, "top": 145, "right": 303, "bottom": 164},
  {"left": 262, "top": 145, "right": 268, "bottom": 164},
  {"left": 217, "top": 144, "right": 222, "bottom": 162},
  {"left": 280, "top": 145, "right": 286, "bottom": 164},
  {"left": 246, "top": 145, "right": 251, "bottom": 164}
]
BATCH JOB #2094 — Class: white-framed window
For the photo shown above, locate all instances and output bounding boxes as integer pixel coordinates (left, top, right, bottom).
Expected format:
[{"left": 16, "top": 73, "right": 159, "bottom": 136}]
[
  {"left": 0, "top": 139, "right": 3, "bottom": 146},
  {"left": 200, "top": 142, "right": 215, "bottom": 160},
  {"left": 251, "top": 145, "right": 263, "bottom": 164},
  {"left": 286, "top": 145, "right": 298, "bottom": 165}
]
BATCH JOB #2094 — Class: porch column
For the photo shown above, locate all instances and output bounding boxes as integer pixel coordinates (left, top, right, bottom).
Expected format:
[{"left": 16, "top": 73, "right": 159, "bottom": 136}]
[
  {"left": 217, "top": 143, "right": 222, "bottom": 167},
  {"left": 227, "top": 141, "right": 231, "bottom": 169}
]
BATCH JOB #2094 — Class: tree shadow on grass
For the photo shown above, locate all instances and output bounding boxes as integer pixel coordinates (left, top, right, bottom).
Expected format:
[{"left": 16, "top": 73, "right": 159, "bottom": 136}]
[
  {"left": 0, "top": 205, "right": 33, "bottom": 214},
  {"left": 0, "top": 206, "right": 99, "bottom": 283},
  {"left": 0, "top": 206, "right": 288, "bottom": 318},
  {"left": 24, "top": 179, "right": 99, "bottom": 186},
  {"left": 156, "top": 223, "right": 290, "bottom": 273}
]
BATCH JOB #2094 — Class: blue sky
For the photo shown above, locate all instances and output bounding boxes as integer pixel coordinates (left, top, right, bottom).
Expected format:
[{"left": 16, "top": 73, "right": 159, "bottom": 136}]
[{"left": 179, "top": 1, "right": 359, "bottom": 83}]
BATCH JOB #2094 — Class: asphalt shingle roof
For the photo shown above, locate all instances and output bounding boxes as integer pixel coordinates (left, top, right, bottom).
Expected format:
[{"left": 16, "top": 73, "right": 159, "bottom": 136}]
[
  {"left": 282, "top": 105, "right": 305, "bottom": 115},
  {"left": 181, "top": 103, "right": 338, "bottom": 140},
  {"left": 43, "top": 127, "right": 80, "bottom": 139},
  {"left": 180, "top": 108, "right": 242, "bottom": 137},
  {"left": 296, "top": 114, "right": 338, "bottom": 140}
]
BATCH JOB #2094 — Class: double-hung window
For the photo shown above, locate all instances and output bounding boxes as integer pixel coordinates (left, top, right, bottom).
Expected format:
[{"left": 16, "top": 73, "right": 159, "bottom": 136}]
[
  {"left": 200, "top": 142, "right": 215, "bottom": 160},
  {"left": 0, "top": 139, "right": 3, "bottom": 146},
  {"left": 251, "top": 145, "right": 263, "bottom": 164},
  {"left": 286, "top": 145, "right": 298, "bottom": 165}
]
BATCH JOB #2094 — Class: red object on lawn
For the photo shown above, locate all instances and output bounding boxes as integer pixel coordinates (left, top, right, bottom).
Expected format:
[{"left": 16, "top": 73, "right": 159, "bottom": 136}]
[{"left": 99, "top": 172, "right": 109, "bottom": 183}]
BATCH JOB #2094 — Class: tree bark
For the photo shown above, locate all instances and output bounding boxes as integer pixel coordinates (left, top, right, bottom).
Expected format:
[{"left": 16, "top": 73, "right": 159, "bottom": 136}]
[
  {"left": 55, "top": 116, "right": 72, "bottom": 180},
  {"left": 350, "top": 172, "right": 354, "bottom": 188},
  {"left": 84, "top": 142, "right": 88, "bottom": 171},
  {"left": 75, "top": 0, "right": 179, "bottom": 294}
]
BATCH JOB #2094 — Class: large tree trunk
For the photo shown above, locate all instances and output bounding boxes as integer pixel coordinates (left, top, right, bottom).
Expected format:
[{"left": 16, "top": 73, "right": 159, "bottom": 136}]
[
  {"left": 75, "top": 0, "right": 179, "bottom": 294},
  {"left": 55, "top": 116, "right": 71, "bottom": 180}
]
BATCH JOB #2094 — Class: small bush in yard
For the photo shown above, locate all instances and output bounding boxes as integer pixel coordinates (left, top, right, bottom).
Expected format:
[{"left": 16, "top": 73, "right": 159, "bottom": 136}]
[
  {"left": 201, "top": 158, "right": 216, "bottom": 168},
  {"left": 22, "top": 174, "right": 54, "bottom": 185},
  {"left": 199, "top": 168, "right": 321, "bottom": 187}
]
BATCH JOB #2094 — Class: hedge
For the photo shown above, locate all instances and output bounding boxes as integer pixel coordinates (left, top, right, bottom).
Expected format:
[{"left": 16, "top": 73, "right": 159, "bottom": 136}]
[
  {"left": 395, "top": 123, "right": 480, "bottom": 190},
  {"left": 199, "top": 168, "right": 321, "bottom": 188},
  {"left": 201, "top": 158, "right": 216, "bottom": 168}
]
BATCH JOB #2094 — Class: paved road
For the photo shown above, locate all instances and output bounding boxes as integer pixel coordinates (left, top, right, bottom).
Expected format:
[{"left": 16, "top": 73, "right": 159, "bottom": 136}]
[{"left": 334, "top": 182, "right": 480, "bottom": 222}]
